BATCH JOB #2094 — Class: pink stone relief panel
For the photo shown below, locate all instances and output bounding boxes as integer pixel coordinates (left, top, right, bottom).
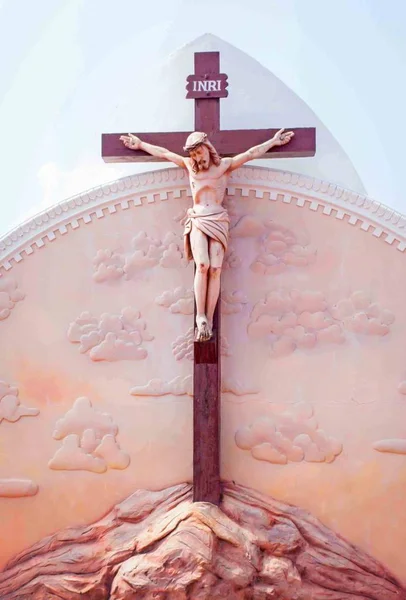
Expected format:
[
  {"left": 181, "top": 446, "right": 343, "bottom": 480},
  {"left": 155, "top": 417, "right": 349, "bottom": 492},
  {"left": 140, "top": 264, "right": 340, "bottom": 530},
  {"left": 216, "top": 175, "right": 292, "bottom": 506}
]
[{"left": 0, "top": 182, "right": 406, "bottom": 583}]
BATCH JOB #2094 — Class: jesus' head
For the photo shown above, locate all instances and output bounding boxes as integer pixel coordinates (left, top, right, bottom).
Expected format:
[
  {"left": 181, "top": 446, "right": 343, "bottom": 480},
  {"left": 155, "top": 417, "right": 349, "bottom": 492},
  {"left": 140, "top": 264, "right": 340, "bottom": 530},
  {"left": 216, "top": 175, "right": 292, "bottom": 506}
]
[{"left": 183, "top": 132, "right": 221, "bottom": 174}]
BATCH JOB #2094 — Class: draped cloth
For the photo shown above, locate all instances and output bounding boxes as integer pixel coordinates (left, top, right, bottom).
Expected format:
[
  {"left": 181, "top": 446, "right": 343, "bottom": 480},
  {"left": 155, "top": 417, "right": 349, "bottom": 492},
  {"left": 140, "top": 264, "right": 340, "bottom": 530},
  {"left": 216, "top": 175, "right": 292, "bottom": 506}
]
[{"left": 183, "top": 206, "right": 230, "bottom": 261}]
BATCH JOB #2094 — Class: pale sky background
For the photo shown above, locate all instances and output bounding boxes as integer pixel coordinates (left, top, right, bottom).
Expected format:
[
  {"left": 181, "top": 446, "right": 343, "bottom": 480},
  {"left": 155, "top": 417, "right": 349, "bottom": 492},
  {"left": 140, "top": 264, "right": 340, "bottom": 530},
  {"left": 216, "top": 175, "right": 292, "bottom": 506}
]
[{"left": 0, "top": 0, "right": 405, "bottom": 236}]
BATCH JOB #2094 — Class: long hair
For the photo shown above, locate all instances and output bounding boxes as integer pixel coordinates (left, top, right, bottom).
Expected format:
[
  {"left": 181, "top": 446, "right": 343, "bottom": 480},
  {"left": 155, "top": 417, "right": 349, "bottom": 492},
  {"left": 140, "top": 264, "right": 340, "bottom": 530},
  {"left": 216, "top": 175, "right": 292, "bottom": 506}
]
[{"left": 183, "top": 132, "right": 221, "bottom": 174}]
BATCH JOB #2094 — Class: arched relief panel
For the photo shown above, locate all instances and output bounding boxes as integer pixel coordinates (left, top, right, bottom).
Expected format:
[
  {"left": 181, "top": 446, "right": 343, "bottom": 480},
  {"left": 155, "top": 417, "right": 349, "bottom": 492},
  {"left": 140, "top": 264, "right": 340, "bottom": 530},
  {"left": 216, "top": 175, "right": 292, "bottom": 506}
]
[{"left": 0, "top": 165, "right": 406, "bottom": 582}]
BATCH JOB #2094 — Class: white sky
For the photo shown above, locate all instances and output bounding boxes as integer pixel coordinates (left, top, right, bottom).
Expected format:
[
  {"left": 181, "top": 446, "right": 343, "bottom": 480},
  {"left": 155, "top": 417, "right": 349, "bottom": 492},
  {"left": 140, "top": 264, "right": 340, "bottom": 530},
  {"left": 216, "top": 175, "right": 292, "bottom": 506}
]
[{"left": 0, "top": 0, "right": 405, "bottom": 236}]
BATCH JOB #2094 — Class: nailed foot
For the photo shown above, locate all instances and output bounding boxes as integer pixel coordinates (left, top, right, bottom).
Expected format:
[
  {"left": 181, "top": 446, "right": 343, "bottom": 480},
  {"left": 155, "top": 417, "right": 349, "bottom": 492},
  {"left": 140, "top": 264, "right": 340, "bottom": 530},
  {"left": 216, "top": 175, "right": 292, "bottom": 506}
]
[{"left": 196, "top": 315, "right": 212, "bottom": 342}]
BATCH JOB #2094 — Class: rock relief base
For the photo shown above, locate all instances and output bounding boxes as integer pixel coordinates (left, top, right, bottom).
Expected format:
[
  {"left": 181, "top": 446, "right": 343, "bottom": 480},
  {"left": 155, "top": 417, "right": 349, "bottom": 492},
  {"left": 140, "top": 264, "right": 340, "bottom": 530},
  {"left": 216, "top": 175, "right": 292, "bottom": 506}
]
[{"left": 0, "top": 482, "right": 404, "bottom": 600}]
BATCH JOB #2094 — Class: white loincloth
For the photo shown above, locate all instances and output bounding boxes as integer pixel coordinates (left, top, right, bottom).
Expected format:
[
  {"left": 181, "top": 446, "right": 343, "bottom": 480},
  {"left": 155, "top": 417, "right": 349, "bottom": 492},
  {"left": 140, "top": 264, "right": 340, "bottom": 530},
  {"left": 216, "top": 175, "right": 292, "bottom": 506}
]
[{"left": 183, "top": 206, "right": 229, "bottom": 261}]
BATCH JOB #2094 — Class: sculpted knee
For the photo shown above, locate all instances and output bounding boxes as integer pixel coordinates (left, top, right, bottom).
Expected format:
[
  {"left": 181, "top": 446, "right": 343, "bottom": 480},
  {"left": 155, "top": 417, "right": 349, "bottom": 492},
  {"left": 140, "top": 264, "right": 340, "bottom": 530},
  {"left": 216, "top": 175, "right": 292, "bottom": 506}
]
[
  {"left": 209, "top": 266, "right": 222, "bottom": 279},
  {"left": 198, "top": 261, "right": 209, "bottom": 274}
]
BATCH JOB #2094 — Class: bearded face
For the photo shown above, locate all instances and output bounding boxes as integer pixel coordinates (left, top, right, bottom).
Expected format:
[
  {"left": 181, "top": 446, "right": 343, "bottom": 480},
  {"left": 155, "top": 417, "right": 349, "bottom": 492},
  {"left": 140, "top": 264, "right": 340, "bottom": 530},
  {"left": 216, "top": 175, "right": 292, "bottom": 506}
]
[{"left": 188, "top": 144, "right": 210, "bottom": 171}]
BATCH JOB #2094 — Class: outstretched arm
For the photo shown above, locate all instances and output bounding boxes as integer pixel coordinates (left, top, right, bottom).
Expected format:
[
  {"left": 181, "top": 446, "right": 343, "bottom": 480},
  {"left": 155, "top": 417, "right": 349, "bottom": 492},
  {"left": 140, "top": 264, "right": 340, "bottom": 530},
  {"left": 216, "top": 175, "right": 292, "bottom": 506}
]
[
  {"left": 228, "top": 128, "right": 294, "bottom": 172},
  {"left": 120, "top": 133, "right": 186, "bottom": 168}
]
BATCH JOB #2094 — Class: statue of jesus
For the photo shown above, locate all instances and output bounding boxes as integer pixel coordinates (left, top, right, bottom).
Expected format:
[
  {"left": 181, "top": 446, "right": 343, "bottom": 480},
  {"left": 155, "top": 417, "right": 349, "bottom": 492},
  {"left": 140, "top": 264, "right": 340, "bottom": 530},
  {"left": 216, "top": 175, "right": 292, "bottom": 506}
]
[{"left": 120, "top": 129, "right": 294, "bottom": 341}]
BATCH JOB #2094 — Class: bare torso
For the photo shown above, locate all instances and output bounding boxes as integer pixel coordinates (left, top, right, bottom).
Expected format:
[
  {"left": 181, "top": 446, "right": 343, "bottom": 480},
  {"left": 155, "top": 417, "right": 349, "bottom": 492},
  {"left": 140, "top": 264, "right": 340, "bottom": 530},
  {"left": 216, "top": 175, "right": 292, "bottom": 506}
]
[
  {"left": 119, "top": 128, "right": 293, "bottom": 342},
  {"left": 185, "top": 158, "right": 231, "bottom": 212}
]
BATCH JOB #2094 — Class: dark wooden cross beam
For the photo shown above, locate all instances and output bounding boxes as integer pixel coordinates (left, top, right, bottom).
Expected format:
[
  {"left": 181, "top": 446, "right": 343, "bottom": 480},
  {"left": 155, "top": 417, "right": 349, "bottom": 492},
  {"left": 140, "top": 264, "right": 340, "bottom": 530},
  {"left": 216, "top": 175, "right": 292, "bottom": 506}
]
[{"left": 102, "top": 51, "right": 316, "bottom": 507}]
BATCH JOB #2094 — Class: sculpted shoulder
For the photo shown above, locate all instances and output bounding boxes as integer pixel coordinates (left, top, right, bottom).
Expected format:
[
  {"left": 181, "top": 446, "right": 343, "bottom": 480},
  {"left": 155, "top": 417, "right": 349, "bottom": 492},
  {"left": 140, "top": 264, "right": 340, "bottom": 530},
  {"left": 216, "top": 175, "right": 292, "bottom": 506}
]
[
  {"left": 184, "top": 156, "right": 192, "bottom": 169},
  {"left": 218, "top": 157, "right": 232, "bottom": 175}
]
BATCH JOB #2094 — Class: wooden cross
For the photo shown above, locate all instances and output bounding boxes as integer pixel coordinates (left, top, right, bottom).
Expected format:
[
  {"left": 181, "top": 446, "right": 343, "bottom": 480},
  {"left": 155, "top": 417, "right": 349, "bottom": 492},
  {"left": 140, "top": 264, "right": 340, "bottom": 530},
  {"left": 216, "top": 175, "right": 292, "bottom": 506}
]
[{"left": 102, "top": 51, "right": 316, "bottom": 506}]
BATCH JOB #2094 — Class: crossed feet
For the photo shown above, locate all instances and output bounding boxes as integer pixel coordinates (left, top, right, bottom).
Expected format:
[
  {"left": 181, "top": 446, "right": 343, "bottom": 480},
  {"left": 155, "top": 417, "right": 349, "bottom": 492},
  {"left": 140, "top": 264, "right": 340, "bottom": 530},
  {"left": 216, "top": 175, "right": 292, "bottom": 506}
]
[{"left": 196, "top": 314, "right": 213, "bottom": 342}]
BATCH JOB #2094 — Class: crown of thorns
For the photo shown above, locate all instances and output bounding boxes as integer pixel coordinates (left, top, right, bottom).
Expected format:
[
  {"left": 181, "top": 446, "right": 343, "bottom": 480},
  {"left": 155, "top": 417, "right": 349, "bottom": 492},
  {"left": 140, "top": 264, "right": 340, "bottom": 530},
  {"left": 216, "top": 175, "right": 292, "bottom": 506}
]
[{"left": 183, "top": 132, "right": 208, "bottom": 152}]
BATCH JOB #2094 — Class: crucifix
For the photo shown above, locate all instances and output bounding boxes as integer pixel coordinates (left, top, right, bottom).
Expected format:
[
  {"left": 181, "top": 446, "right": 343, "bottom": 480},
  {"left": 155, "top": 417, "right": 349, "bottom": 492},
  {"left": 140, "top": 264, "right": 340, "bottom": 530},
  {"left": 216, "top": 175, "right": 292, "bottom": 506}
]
[{"left": 102, "top": 51, "right": 316, "bottom": 505}]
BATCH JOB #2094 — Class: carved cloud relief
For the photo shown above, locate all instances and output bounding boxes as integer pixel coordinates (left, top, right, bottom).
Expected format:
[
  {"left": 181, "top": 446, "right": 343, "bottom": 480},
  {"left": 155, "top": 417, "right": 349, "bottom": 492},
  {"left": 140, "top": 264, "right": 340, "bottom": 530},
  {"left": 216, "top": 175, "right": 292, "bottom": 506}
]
[
  {"left": 236, "top": 403, "right": 342, "bottom": 464},
  {"left": 156, "top": 287, "right": 194, "bottom": 315},
  {"left": 223, "top": 246, "right": 242, "bottom": 270},
  {"left": 221, "top": 290, "right": 248, "bottom": 314},
  {"left": 0, "top": 479, "right": 38, "bottom": 498},
  {"left": 49, "top": 397, "right": 130, "bottom": 473},
  {"left": 248, "top": 289, "right": 395, "bottom": 358},
  {"left": 131, "top": 375, "right": 193, "bottom": 397},
  {"left": 0, "top": 380, "right": 39, "bottom": 424},
  {"left": 222, "top": 379, "right": 259, "bottom": 396},
  {"left": 373, "top": 439, "right": 406, "bottom": 455},
  {"left": 155, "top": 287, "right": 247, "bottom": 316},
  {"left": 68, "top": 307, "right": 153, "bottom": 361},
  {"left": 231, "top": 215, "right": 316, "bottom": 275},
  {"left": 0, "top": 277, "right": 25, "bottom": 321},
  {"left": 93, "top": 231, "right": 188, "bottom": 283},
  {"left": 130, "top": 375, "right": 258, "bottom": 397}
]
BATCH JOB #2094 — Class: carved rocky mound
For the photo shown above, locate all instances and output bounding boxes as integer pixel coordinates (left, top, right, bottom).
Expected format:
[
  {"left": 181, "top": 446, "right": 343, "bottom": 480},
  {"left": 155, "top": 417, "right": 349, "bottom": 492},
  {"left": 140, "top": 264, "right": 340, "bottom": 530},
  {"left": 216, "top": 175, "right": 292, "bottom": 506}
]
[{"left": 0, "top": 483, "right": 404, "bottom": 600}]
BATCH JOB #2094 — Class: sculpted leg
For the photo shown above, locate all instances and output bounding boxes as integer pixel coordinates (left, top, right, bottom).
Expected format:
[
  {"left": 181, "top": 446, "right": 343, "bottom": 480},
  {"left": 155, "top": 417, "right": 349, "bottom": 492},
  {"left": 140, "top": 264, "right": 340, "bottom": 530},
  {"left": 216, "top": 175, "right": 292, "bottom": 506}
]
[
  {"left": 190, "top": 226, "right": 211, "bottom": 342},
  {"left": 206, "top": 240, "right": 225, "bottom": 336}
]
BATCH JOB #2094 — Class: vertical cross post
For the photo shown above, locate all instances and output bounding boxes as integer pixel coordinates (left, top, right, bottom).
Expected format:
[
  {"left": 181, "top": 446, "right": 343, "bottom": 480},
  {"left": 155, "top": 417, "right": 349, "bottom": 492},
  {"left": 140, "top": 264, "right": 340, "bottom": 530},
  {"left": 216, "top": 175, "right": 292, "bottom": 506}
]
[
  {"left": 192, "top": 52, "right": 222, "bottom": 505},
  {"left": 193, "top": 304, "right": 221, "bottom": 504}
]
